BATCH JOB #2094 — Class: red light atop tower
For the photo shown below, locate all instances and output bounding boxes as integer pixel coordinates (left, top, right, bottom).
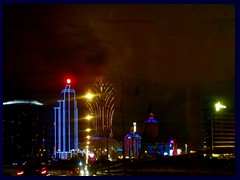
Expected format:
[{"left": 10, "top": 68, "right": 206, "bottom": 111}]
[{"left": 67, "top": 78, "right": 71, "bottom": 84}]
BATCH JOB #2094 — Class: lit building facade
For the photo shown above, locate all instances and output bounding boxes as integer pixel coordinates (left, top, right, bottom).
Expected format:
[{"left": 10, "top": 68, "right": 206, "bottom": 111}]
[
  {"left": 83, "top": 77, "right": 118, "bottom": 161},
  {"left": 86, "top": 77, "right": 116, "bottom": 138},
  {"left": 54, "top": 80, "right": 79, "bottom": 159},
  {"left": 144, "top": 113, "right": 159, "bottom": 139},
  {"left": 124, "top": 122, "right": 141, "bottom": 158},
  {"left": 140, "top": 114, "right": 183, "bottom": 157},
  {"left": 202, "top": 99, "right": 235, "bottom": 155},
  {"left": 211, "top": 111, "right": 235, "bottom": 152},
  {"left": 141, "top": 113, "right": 160, "bottom": 155}
]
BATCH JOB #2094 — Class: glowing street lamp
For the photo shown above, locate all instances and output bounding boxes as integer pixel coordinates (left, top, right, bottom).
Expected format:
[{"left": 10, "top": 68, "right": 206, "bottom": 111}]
[
  {"left": 85, "top": 92, "right": 94, "bottom": 100},
  {"left": 215, "top": 102, "right": 226, "bottom": 111},
  {"left": 85, "top": 115, "right": 93, "bottom": 121},
  {"left": 86, "top": 145, "right": 89, "bottom": 165},
  {"left": 85, "top": 128, "right": 91, "bottom": 132}
]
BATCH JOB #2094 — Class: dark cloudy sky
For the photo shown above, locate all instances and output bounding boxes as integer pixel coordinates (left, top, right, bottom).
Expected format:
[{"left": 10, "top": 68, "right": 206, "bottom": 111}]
[{"left": 3, "top": 4, "right": 235, "bottom": 149}]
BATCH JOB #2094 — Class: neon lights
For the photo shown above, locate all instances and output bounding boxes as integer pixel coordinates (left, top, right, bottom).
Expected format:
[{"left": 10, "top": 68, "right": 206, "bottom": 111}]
[
  {"left": 177, "top": 149, "right": 182, "bottom": 155},
  {"left": 3, "top": 100, "right": 43, "bottom": 106},
  {"left": 133, "top": 122, "right": 136, "bottom": 133},
  {"left": 54, "top": 83, "right": 78, "bottom": 159},
  {"left": 86, "top": 78, "right": 116, "bottom": 137},
  {"left": 124, "top": 132, "right": 142, "bottom": 158}
]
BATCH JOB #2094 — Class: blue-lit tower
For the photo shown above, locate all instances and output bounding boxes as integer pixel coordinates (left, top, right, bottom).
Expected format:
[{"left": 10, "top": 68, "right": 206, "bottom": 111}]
[
  {"left": 141, "top": 113, "right": 160, "bottom": 157},
  {"left": 54, "top": 79, "right": 79, "bottom": 159},
  {"left": 144, "top": 113, "right": 159, "bottom": 139}
]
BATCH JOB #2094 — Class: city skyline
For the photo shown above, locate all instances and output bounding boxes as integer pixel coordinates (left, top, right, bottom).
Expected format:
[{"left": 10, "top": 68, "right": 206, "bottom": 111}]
[{"left": 3, "top": 4, "right": 235, "bottom": 150}]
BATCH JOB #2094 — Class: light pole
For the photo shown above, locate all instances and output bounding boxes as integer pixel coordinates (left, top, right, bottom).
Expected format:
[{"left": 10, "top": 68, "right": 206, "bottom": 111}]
[
  {"left": 83, "top": 92, "right": 94, "bottom": 172},
  {"left": 84, "top": 128, "right": 92, "bottom": 165},
  {"left": 121, "top": 79, "right": 125, "bottom": 175},
  {"left": 106, "top": 127, "right": 110, "bottom": 175}
]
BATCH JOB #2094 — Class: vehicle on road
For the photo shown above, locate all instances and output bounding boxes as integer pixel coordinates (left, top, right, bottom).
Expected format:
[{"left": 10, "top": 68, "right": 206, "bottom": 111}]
[
  {"left": 16, "top": 162, "right": 49, "bottom": 176},
  {"left": 47, "top": 159, "right": 82, "bottom": 176}
]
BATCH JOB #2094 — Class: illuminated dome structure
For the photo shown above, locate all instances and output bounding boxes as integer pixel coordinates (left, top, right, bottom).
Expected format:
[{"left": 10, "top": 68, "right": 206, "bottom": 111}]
[
  {"left": 124, "top": 122, "right": 142, "bottom": 159},
  {"left": 144, "top": 113, "right": 159, "bottom": 139}
]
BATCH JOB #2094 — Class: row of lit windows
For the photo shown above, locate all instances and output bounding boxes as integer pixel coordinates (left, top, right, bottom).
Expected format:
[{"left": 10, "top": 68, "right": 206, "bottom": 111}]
[
  {"left": 213, "top": 133, "right": 235, "bottom": 137},
  {"left": 213, "top": 137, "right": 235, "bottom": 141},
  {"left": 214, "top": 145, "right": 235, "bottom": 148},
  {"left": 213, "top": 142, "right": 235, "bottom": 145},
  {"left": 213, "top": 119, "right": 235, "bottom": 123}
]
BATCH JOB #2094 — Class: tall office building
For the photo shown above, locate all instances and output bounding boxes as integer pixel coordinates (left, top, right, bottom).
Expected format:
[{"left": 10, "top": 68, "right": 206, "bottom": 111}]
[
  {"left": 53, "top": 79, "right": 79, "bottom": 159},
  {"left": 211, "top": 111, "right": 235, "bottom": 153},
  {"left": 202, "top": 99, "right": 235, "bottom": 155},
  {"left": 3, "top": 100, "right": 47, "bottom": 164}
]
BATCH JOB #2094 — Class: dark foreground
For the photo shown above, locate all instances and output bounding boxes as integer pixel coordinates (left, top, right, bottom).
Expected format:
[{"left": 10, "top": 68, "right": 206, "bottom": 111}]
[
  {"left": 3, "top": 154, "right": 235, "bottom": 176},
  {"left": 91, "top": 154, "right": 235, "bottom": 176}
]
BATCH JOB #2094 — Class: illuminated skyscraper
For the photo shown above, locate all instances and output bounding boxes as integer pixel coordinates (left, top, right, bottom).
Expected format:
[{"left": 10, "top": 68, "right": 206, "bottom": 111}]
[
  {"left": 202, "top": 99, "right": 235, "bottom": 155},
  {"left": 54, "top": 79, "right": 79, "bottom": 159},
  {"left": 86, "top": 77, "right": 116, "bottom": 138}
]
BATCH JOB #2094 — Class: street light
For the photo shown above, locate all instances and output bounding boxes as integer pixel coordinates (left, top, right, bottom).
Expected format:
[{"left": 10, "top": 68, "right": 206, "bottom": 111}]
[
  {"left": 85, "top": 128, "right": 91, "bottom": 132},
  {"left": 215, "top": 102, "right": 226, "bottom": 111},
  {"left": 85, "top": 115, "right": 93, "bottom": 121},
  {"left": 83, "top": 78, "right": 116, "bottom": 175},
  {"left": 86, "top": 145, "right": 89, "bottom": 165},
  {"left": 85, "top": 92, "right": 94, "bottom": 100},
  {"left": 75, "top": 91, "right": 96, "bottom": 175}
]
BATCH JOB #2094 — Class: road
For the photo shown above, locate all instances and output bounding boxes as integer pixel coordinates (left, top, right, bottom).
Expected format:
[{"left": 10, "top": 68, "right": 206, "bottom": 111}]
[{"left": 91, "top": 155, "right": 235, "bottom": 176}]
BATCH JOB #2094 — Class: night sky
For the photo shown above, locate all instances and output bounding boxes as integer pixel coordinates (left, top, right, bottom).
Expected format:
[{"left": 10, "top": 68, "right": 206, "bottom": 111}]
[{"left": 3, "top": 4, "right": 235, "bottom": 150}]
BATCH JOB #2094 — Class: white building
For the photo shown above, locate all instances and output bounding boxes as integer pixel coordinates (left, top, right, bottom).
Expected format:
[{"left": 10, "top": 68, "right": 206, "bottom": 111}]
[{"left": 54, "top": 79, "right": 79, "bottom": 159}]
